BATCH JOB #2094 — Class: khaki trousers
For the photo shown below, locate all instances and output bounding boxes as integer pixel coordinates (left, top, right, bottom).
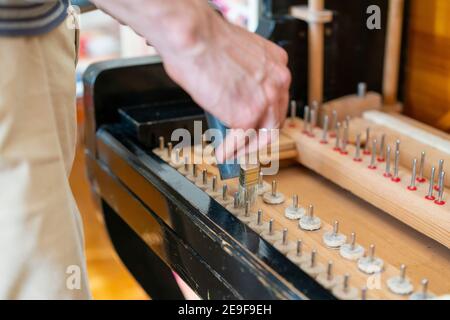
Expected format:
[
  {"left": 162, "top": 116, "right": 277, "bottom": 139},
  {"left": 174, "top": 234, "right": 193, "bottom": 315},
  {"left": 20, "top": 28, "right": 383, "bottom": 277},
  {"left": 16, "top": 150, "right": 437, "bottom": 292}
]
[{"left": 0, "top": 20, "right": 90, "bottom": 299}]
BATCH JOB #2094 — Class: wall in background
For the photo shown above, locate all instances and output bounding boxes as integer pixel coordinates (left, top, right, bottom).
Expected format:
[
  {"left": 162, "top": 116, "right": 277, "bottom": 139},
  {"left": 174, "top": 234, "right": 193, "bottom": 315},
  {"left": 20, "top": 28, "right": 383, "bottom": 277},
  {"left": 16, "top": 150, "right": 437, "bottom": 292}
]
[{"left": 404, "top": 0, "right": 450, "bottom": 132}]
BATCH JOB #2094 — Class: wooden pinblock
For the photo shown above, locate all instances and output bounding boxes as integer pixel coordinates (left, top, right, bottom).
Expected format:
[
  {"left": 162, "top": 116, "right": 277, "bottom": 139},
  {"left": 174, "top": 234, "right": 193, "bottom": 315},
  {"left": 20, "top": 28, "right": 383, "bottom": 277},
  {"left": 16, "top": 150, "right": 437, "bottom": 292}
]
[
  {"left": 283, "top": 119, "right": 450, "bottom": 249},
  {"left": 347, "top": 113, "right": 450, "bottom": 188}
]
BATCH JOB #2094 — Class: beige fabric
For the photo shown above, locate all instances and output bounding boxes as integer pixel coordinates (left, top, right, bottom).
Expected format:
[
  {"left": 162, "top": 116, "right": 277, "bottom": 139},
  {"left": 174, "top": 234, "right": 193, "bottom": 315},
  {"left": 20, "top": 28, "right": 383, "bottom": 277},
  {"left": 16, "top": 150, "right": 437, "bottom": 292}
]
[{"left": 0, "top": 20, "right": 90, "bottom": 299}]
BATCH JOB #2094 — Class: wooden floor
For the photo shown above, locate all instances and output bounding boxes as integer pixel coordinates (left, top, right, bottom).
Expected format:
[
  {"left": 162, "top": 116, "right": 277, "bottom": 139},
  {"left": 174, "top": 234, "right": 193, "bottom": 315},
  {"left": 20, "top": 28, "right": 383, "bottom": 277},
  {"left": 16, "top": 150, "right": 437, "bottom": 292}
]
[{"left": 69, "top": 143, "right": 149, "bottom": 300}]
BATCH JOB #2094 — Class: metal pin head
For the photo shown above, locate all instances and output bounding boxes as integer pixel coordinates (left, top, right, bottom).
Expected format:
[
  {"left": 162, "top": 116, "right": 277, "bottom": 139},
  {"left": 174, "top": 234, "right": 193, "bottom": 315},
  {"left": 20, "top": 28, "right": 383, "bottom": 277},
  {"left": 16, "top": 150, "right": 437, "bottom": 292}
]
[
  {"left": 355, "top": 134, "right": 362, "bottom": 160},
  {"left": 409, "top": 159, "right": 417, "bottom": 190},
  {"left": 350, "top": 232, "right": 356, "bottom": 249},
  {"left": 290, "top": 101, "right": 297, "bottom": 120},
  {"left": 400, "top": 264, "right": 407, "bottom": 280},
  {"left": 369, "top": 244, "right": 375, "bottom": 260},
  {"left": 258, "top": 171, "right": 264, "bottom": 187},
  {"left": 296, "top": 239, "right": 302, "bottom": 256},
  {"left": 222, "top": 184, "right": 228, "bottom": 200},
  {"left": 212, "top": 176, "right": 217, "bottom": 192},
  {"left": 282, "top": 228, "right": 288, "bottom": 245},
  {"left": 184, "top": 157, "right": 189, "bottom": 171},
  {"left": 327, "top": 261, "right": 333, "bottom": 281},
  {"left": 192, "top": 164, "right": 198, "bottom": 177},
  {"left": 379, "top": 134, "right": 386, "bottom": 159},
  {"left": 159, "top": 136, "right": 164, "bottom": 151},
  {"left": 293, "top": 194, "right": 299, "bottom": 209},
  {"left": 167, "top": 142, "right": 173, "bottom": 158},
  {"left": 418, "top": 152, "right": 426, "bottom": 181},
  {"left": 269, "top": 219, "right": 274, "bottom": 235},
  {"left": 257, "top": 209, "right": 262, "bottom": 225},
  {"left": 245, "top": 201, "right": 250, "bottom": 217},
  {"left": 233, "top": 192, "right": 239, "bottom": 209},
  {"left": 427, "top": 167, "right": 436, "bottom": 199},
  {"left": 311, "top": 249, "right": 317, "bottom": 267},
  {"left": 357, "top": 82, "right": 367, "bottom": 97},
  {"left": 202, "top": 169, "right": 208, "bottom": 185},
  {"left": 334, "top": 123, "right": 341, "bottom": 150},
  {"left": 308, "top": 204, "right": 314, "bottom": 218},
  {"left": 271, "top": 180, "right": 277, "bottom": 197},
  {"left": 361, "top": 287, "right": 367, "bottom": 300},
  {"left": 421, "top": 278, "right": 429, "bottom": 294},
  {"left": 395, "top": 139, "right": 401, "bottom": 153},
  {"left": 333, "top": 220, "right": 339, "bottom": 235},
  {"left": 343, "top": 274, "right": 350, "bottom": 293}
]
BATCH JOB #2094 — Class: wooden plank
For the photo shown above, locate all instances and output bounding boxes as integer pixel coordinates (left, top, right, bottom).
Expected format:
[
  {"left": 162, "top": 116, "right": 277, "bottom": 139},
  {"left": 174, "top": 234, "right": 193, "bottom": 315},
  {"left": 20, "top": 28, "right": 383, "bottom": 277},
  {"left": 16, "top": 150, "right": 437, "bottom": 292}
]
[{"left": 282, "top": 118, "right": 450, "bottom": 249}]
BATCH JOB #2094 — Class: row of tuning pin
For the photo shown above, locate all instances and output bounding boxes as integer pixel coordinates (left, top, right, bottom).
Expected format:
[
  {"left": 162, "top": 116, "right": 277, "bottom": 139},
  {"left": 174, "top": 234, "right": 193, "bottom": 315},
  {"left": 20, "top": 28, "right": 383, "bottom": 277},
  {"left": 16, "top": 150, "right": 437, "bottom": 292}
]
[
  {"left": 294, "top": 102, "right": 448, "bottom": 206},
  {"left": 155, "top": 136, "right": 440, "bottom": 300},
  {"left": 296, "top": 105, "right": 448, "bottom": 206}
]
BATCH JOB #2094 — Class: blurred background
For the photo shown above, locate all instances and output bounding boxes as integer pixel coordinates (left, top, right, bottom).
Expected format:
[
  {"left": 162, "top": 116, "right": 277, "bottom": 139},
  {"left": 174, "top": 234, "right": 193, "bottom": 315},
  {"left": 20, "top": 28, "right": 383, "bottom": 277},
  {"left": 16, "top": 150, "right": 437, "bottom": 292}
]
[{"left": 72, "top": 0, "right": 449, "bottom": 299}]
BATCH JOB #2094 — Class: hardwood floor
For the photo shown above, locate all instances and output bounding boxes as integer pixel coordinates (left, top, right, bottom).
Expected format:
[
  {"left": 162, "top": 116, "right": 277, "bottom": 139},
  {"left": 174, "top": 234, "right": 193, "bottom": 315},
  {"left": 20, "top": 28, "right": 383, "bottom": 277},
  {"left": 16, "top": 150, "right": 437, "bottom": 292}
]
[{"left": 70, "top": 143, "right": 149, "bottom": 300}]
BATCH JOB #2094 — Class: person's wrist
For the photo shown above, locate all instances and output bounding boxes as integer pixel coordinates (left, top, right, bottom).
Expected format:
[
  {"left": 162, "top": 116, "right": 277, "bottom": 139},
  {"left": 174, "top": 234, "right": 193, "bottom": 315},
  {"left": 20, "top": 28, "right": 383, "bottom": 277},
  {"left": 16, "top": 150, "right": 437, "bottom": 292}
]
[{"left": 151, "top": 3, "right": 221, "bottom": 60}]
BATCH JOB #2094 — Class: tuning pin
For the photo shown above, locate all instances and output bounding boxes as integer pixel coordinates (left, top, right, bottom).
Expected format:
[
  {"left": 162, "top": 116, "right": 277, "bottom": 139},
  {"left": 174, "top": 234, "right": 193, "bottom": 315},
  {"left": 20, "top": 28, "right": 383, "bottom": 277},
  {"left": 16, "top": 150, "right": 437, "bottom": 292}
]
[
  {"left": 153, "top": 136, "right": 166, "bottom": 157},
  {"left": 340, "top": 124, "right": 349, "bottom": 155},
  {"left": 435, "top": 171, "right": 446, "bottom": 206},
  {"left": 248, "top": 209, "right": 269, "bottom": 233},
  {"left": 274, "top": 228, "right": 296, "bottom": 254},
  {"left": 368, "top": 139, "right": 378, "bottom": 170},
  {"left": 330, "top": 110, "right": 338, "bottom": 138},
  {"left": 257, "top": 171, "right": 270, "bottom": 195},
  {"left": 384, "top": 146, "right": 392, "bottom": 178},
  {"left": 340, "top": 232, "right": 365, "bottom": 260},
  {"left": 410, "top": 279, "right": 436, "bottom": 300},
  {"left": 195, "top": 169, "right": 209, "bottom": 190},
  {"left": 425, "top": 167, "right": 436, "bottom": 201},
  {"left": 378, "top": 134, "right": 386, "bottom": 162},
  {"left": 407, "top": 159, "right": 418, "bottom": 191},
  {"left": 417, "top": 152, "right": 427, "bottom": 183},
  {"left": 285, "top": 194, "right": 306, "bottom": 220},
  {"left": 226, "top": 192, "right": 243, "bottom": 216},
  {"left": 238, "top": 200, "right": 256, "bottom": 224},
  {"left": 332, "top": 273, "right": 359, "bottom": 300},
  {"left": 186, "top": 163, "right": 198, "bottom": 182},
  {"left": 391, "top": 150, "right": 401, "bottom": 182},
  {"left": 333, "top": 122, "right": 342, "bottom": 152},
  {"left": 357, "top": 244, "right": 384, "bottom": 274},
  {"left": 361, "top": 287, "right": 368, "bottom": 300},
  {"left": 434, "top": 160, "right": 444, "bottom": 191},
  {"left": 302, "top": 106, "right": 310, "bottom": 134},
  {"left": 320, "top": 115, "right": 329, "bottom": 144},
  {"left": 323, "top": 220, "right": 347, "bottom": 248},
  {"left": 363, "top": 128, "right": 371, "bottom": 155},
  {"left": 308, "top": 108, "right": 317, "bottom": 137},
  {"left": 290, "top": 101, "right": 297, "bottom": 125},
  {"left": 353, "top": 134, "right": 363, "bottom": 162},
  {"left": 216, "top": 184, "right": 234, "bottom": 206},
  {"left": 167, "top": 142, "right": 173, "bottom": 160},
  {"left": 357, "top": 82, "right": 367, "bottom": 97},
  {"left": 262, "top": 180, "right": 285, "bottom": 205},
  {"left": 300, "top": 249, "right": 325, "bottom": 277},
  {"left": 287, "top": 239, "right": 312, "bottom": 266},
  {"left": 387, "top": 264, "right": 414, "bottom": 295},
  {"left": 261, "top": 218, "right": 283, "bottom": 243},
  {"left": 299, "top": 204, "right": 322, "bottom": 231},
  {"left": 317, "top": 260, "right": 344, "bottom": 289},
  {"left": 178, "top": 156, "right": 190, "bottom": 175},
  {"left": 207, "top": 175, "right": 221, "bottom": 197}
]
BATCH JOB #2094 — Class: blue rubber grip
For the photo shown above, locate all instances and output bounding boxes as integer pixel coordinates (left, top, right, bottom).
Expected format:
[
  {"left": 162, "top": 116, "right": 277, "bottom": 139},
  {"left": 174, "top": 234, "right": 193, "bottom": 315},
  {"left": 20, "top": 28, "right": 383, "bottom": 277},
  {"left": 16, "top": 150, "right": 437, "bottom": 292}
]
[{"left": 205, "top": 113, "right": 240, "bottom": 180}]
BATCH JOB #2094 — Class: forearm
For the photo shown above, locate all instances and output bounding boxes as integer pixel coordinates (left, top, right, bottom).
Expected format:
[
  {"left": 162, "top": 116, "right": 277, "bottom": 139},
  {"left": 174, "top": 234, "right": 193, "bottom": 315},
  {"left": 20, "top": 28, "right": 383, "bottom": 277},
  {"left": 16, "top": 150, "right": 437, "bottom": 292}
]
[{"left": 90, "top": 0, "right": 220, "bottom": 58}]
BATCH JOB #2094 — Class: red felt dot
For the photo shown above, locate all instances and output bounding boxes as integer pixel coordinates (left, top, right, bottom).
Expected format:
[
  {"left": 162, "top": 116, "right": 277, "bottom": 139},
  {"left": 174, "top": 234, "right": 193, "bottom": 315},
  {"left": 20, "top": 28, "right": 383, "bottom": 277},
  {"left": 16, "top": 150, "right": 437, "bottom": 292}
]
[
  {"left": 340, "top": 151, "right": 349, "bottom": 155},
  {"left": 416, "top": 178, "right": 427, "bottom": 183},
  {"left": 320, "top": 140, "right": 328, "bottom": 144},
  {"left": 363, "top": 150, "right": 371, "bottom": 155},
  {"left": 391, "top": 177, "right": 401, "bottom": 183},
  {"left": 333, "top": 147, "right": 341, "bottom": 152},
  {"left": 434, "top": 200, "right": 446, "bottom": 206},
  {"left": 377, "top": 158, "right": 385, "bottom": 163},
  {"left": 425, "top": 195, "right": 435, "bottom": 201},
  {"left": 368, "top": 165, "right": 377, "bottom": 170},
  {"left": 407, "top": 186, "right": 417, "bottom": 191},
  {"left": 353, "top": 158, "right": 363, "bottom": 162},
  {"left": 383, "top": 173, "right": 392, "bottom": 178}
]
